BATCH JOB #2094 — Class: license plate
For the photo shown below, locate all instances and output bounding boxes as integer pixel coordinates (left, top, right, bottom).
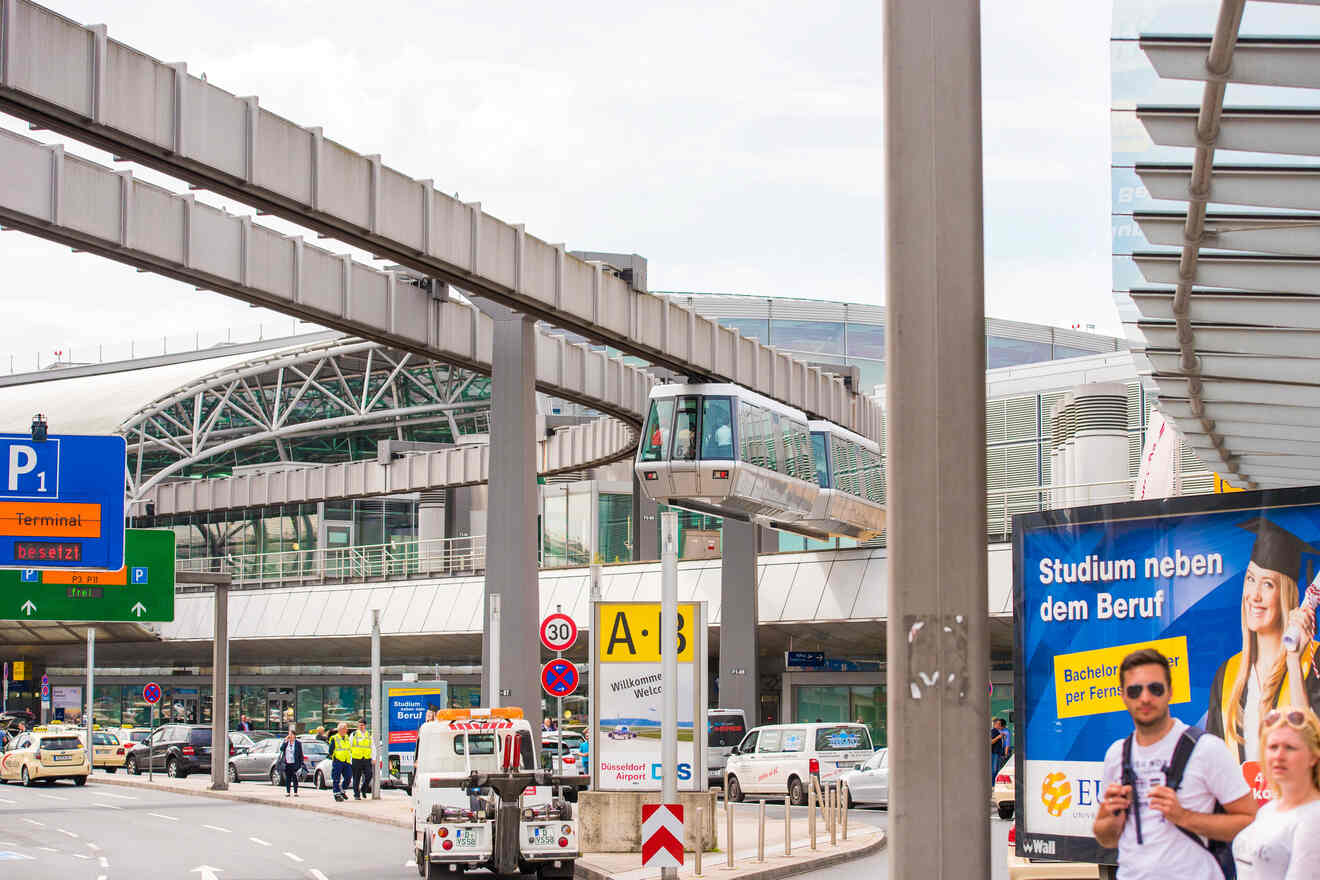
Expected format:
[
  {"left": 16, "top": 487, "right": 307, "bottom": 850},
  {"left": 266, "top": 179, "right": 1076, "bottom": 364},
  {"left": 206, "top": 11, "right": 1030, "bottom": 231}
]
[{"left": 52, "top": 755, "right": 72, "bottom": 762}]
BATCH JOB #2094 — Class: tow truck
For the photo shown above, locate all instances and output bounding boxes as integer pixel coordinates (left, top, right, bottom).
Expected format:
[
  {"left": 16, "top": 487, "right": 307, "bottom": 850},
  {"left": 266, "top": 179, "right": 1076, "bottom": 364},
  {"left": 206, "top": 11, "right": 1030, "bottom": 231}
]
[{"left": 412, "top": 708, "right": 588, "bottom": 879}]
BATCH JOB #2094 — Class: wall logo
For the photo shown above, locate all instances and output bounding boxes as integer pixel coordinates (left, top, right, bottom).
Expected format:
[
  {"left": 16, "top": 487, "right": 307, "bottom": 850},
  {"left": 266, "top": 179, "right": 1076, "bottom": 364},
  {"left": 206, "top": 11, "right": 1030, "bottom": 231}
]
[{"left": 1040, "top": 771, "right": 1073, "bottom": 817}]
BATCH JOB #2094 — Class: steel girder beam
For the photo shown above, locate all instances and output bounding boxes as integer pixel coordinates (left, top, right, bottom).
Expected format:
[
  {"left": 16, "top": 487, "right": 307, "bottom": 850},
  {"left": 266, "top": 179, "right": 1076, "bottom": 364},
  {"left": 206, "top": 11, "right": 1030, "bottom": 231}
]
[
  {"left": 0, "top": 1, "right": 882, "bottom": 439},
  {"left": 1142, "top": 36, "right": 1320, "bottom": 89},
  {"left": 1136, "top": 165, "right": 1320, "bottom": 212},
  {"left": 1134, "top": 252, "right": 1320, "bottom": 294}
]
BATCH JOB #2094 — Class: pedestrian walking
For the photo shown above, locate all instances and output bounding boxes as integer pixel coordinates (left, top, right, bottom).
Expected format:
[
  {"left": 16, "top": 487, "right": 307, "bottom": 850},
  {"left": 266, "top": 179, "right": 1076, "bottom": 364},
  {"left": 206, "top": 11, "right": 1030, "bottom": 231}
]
[
  {"left": 351, "top": 719, "right": 373, "bottom": 800},
  {"left": 279, "top": 727, "right": 304, "bottom": 797},
  {"left": 238, "top": 714, "right": 252, "bottom": 732},
  {"left": 1093, "top": 648, "right": 1257, "bottom": 878},
  {"left": 328, "top": 721, "right": 353, "bottom": 802}
]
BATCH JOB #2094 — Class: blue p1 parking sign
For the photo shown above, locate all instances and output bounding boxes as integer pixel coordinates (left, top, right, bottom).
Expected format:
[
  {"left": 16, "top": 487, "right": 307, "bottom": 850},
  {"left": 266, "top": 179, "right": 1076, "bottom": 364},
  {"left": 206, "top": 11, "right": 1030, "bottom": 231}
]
[{"left": 0, "top": 433, "right": 125, "bottom": 571}]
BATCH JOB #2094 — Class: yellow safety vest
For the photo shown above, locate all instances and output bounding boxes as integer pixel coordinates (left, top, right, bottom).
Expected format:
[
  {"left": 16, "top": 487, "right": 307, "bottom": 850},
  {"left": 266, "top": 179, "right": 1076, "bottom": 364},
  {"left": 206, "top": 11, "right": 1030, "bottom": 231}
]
[
  {"left": 350, "top": 730, "right": 372, "bottom": 760},
  {"left": 330, "top": 733, "right": 352, "bottom": 762}
]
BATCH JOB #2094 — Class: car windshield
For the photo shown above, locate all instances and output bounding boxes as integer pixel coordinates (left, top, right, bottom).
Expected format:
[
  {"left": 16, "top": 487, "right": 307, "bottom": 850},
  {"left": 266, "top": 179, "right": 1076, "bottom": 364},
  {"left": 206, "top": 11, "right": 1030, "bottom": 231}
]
[
  {"left": 40, "top": 736, "right": 81, "bottom": 750},
  {"left": 92, "top": 732, "right": 118, "bottom": 745}
]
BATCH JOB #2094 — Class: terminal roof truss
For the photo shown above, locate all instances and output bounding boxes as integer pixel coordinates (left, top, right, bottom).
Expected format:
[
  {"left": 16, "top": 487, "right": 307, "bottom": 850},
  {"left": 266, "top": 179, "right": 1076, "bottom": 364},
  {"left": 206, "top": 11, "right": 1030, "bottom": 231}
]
[{"left": 1121, "top": 3, "right": 1320, "bottom": 489}]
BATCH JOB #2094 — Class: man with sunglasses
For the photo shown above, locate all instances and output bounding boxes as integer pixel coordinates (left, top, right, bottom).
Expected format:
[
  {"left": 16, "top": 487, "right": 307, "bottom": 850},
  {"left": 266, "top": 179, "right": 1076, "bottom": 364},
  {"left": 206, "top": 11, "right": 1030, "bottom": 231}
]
[{"left": 1094, "top": 648, "right": 1257, "bottom": 878}]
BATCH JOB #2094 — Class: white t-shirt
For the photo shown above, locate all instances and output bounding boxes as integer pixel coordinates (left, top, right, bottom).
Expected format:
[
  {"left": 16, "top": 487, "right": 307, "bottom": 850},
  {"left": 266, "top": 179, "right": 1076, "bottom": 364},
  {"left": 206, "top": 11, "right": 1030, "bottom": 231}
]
[
  {"left": 1101, "top": 720, "right": 1250, "bottom": 880},
  {"left": 1232, "top": 799, "right": 1320, "bottom": 880}
]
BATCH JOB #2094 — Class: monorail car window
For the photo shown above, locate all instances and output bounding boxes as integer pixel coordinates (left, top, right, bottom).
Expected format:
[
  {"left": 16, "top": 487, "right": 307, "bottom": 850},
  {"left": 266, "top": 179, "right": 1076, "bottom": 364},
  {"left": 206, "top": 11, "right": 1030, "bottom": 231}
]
[
  {"left": 700, "top": 397, "right": 735, "bottom": 459},
  {"left": 812, "top": 432, "right": 830, "bottom": 489},
  {"left": 640, "top": 398, "right": 675, "bottom": 462},
  {"left": 673, "top": 397, "right": 700, "bottom": 461}
]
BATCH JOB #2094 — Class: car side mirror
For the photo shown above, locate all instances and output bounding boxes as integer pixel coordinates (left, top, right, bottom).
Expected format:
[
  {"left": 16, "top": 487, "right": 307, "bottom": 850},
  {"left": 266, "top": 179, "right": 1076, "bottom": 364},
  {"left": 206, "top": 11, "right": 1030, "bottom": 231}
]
[{"left": 729, "top": 746, "right": 740, "bottom": 756}]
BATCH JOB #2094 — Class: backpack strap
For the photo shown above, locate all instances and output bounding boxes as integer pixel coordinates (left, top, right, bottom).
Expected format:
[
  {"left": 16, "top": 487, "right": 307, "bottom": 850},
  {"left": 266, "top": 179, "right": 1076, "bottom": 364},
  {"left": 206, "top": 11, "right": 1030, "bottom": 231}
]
[
  {"left": 1163, "top": 725, "right": 1205, "bottom": 791},
  {"left": 1120, "top": 733, "right": 1142, "bottom": 844}
]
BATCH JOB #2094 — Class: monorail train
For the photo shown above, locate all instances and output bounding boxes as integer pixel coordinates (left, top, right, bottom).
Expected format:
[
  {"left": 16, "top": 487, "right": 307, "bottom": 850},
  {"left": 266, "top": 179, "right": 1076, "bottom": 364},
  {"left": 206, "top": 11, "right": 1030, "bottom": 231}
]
[{"left": 634, "top": 384, "right": 886, "bottom": 540}]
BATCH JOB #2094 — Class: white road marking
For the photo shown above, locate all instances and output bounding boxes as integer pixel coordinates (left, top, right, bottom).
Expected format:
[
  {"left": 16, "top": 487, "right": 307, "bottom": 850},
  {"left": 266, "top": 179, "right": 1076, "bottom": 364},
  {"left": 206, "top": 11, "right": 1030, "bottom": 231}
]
[
  {"left": 249, "top": 837, "right": 271, "bottom": 846},
  {"left": 38, "top": 846, "right": 58, "bottom": 852},
  {"left": 20, "top": 818, "right": 44, "bottom": 826},
  {"left": 93, "top": 802, "right": 121, "bottom": 810},
  {"left": 87, "top": 842, "right": 101, "bottom": 850},
  {"left": 404, "top": 861, "right": 415, "bottom": 868},
  {"left": 37, "top": 793, "right": 68, "bottom": 801},
  {"left": 58, "top": 828, "right": 78, "bottom": 838},
  {"left": 72, "top": 853, "right": 91, "bottom": 860},
  {"left": 203, "top": 824, "right": 231, "bottom": 833},
  {"left": 91, "top": 791, "right": 136, "bottom": 800},
  {"left": 285, "top": 851, "right": 304, "bottom": 862},
  {"left": 147, "top": 812, "right": 179, "bottom": 821},
  {"left": 99, "top": 856, "right": 109, "bottom": 867},
  {"left": 0, "top": 796, "right": 16, "bottom": 804},
  {"left": 309, "top": 870, "right": 330, "bottom": 880}
]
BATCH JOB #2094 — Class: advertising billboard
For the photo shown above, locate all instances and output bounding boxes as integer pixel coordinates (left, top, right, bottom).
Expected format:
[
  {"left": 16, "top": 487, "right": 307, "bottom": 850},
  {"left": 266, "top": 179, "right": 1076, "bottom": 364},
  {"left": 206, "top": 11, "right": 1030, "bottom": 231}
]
[
  {"left": 1014, "top": 486, "right": 1320, "bottom": 863},
  {"left": 382, "top": 681, "right": 448, "bottom": 780},
  {"left": 590, "top": 600, "right": 708, "bottom": 790}
]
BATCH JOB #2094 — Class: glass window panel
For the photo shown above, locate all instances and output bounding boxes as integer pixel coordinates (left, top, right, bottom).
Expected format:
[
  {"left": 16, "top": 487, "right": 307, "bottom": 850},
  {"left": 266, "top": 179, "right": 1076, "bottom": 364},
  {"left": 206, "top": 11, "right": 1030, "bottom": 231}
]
[
  {"left": 771, "top": 320, "right": 844, "bottom": 354},
  {"left": 846, "top": 323, "right": 885, "bottom": 359},
  {"left": 851, "top": 358, "right": 885, "bottom": 391},
  {"left": 92, "top": 685, "right": 122, "bottom": 727},
  {"left": 850, "top": 685, "right": 887, "bottom": 749},
  {"left": 597, "top": 493, "right": 633, "bottom": 564},
  {"left": 672, "top": 397, "right": 699, "bottom": 461},
  {"left": 639, "top": 399, "right": 674, "bottom": 462},
  {"left": 812, "top": 433, "right": 830, "bottom": 488},
  {"left": 794, "top": 686, "right": 850, "bottom": 724},
  {"left": 757, "top": 729, "right": 782, "bottom": 752},
  {"left": 700, "top": 398, "right": 735, "bottom": 460},
  {"left": 1052, "top": 344, "right": 1105, "bottom": 360},
  {"left": 715, "top": 317, "right": 769, "bottom": 344},
  {"left": 297, "top": 687, "right": 324, "bottom": 732},
  {"left": 233, "top": 685, "right": 265, "bottom": 731},
  {"left": 324, "top": 686, "right": 364, "bottom": 726},
  {"left": 987, "top": 336, "right": 1052, "bottom": 369},
  {"left": 543, "top": 492, "right": 567, "bottom": 568},
  {"left": 567, "top": 490, "right": 591, "bottom": 565},
  {"left": 814, "top": 725, "right": 872, "bottom": 752}
]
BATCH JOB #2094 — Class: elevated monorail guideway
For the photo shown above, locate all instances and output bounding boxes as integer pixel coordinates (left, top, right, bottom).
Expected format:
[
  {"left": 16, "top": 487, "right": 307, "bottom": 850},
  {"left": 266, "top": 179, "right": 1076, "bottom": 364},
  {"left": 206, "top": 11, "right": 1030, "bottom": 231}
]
[
  {"left": 0, "top": 0, "right": 880, "bottom": 442},
  {"left": 634, "top": 384, "right": 886, "bottom": 541}
]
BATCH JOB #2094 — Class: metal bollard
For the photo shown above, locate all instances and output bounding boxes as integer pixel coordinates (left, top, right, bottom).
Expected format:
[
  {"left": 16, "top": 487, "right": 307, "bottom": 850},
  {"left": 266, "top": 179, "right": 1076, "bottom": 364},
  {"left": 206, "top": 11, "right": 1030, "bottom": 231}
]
[
  {"left": 757, "top": 799, "right": 766, "bottom": 862},
  {"left": 828, "top": 786, "right": 837, "bottom": 846},
  {"left": 724, "top": 770, "right": 730, "bottom": 813},
  {"left": 841, "top": 781, "right": 849, "bottom": 840},
  {"left": 726, "top": 794, "right": 735, "bottom": 868},
  {"left": 808, "top": 778, "right": 817, "bottom": 850},
  {"left": 784, "top": 798, "right": 791, "bottom": 856},
  {"left": 695, "top": 807, "right": 704, "bottom": 876}
]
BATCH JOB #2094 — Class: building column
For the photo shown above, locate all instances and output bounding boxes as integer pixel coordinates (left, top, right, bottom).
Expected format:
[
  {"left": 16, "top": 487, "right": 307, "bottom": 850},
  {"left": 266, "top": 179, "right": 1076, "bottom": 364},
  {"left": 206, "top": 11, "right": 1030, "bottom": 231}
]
[
  {"left": 719, "top": 518, "right": 759, "bottom": 725},
  {"left": 481, "top": 308, "right": 542, "bottom": 734},
  {"left": 884, "top": 0, "right": 989, "bottom": 877},
  {"left": 418, "top": 491, "right": 446, "bottom": 572},
  {"left": 631, "top": 472, "right": 659, "bottom": 561}
]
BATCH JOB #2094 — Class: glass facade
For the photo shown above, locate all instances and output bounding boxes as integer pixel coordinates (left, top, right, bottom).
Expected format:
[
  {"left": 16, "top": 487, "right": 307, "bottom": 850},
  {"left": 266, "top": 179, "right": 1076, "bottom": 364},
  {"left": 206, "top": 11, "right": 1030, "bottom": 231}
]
[
  {"left": 793, "top": 684, "right": 887, "bottom": 747},
  {"left": 65, "top": 683, "right": 379, "bottom": 734}
]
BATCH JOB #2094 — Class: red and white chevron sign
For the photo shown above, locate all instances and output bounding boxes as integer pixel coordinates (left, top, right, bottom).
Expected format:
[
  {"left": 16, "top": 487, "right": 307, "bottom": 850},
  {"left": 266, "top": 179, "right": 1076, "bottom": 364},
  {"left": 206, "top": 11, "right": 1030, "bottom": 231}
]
[{"left": 641, "top": 803, "right": 684, "bottom": 868}]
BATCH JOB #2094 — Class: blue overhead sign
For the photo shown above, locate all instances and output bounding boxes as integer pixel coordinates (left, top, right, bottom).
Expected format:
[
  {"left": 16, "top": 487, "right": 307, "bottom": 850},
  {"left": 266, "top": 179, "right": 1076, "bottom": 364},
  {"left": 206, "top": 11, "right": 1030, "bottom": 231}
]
[
  {"left": 0, "top": 433, "right": 126, "bottom": 571},
  {"left": 784, "top": 651, "right": 826, "bottom": 670}
]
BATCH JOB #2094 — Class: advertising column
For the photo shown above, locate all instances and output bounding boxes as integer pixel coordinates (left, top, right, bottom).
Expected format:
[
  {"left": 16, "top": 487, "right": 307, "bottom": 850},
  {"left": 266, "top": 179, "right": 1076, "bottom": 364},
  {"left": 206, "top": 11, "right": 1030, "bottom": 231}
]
[
  {"left": 591, "top": 601, "right": 708, "bottom": 789},
  {"left": 1014, "top": 487, "right": 1320, "bottom": 864},
  {"left": 382, "top": 681, "right": 448, "bottom": 784}
]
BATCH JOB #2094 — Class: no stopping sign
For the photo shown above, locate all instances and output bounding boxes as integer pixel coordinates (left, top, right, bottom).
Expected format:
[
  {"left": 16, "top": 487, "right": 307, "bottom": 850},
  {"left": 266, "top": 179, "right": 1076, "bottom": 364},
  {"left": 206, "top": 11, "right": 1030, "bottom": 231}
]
[{"left": 539, "top": 613, "right": 578, "bottom": 652}]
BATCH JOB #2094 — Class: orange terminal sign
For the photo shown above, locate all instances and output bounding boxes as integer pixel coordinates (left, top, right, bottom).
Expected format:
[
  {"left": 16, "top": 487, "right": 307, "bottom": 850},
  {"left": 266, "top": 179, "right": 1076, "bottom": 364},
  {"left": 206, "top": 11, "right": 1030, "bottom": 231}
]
[{"left": 0, "top": 502, "right": 102, "bottom": 537}]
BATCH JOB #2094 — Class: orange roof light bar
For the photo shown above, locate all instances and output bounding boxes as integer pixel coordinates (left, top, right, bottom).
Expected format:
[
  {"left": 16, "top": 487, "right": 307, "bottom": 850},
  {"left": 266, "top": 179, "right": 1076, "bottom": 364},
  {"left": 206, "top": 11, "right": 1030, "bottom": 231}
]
[{"left": 434, "top": 707, "right": 524, "bottom": 721}]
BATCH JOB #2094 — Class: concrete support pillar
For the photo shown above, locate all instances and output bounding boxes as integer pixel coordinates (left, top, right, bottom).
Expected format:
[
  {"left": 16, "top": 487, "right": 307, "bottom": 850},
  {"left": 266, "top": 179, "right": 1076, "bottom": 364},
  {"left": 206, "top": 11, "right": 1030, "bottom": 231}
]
[
  {"left": 884, "top": 1, "right": 989, "bottom": 877},
  {"left": 631, "top": 472, "right": 659, "bottom": 562},
  {"left": 719, "top": 518, "right": 759, "bottom": 726},
  {"left": 418, "top": 491, "right": 446, "bottom": 572},
  {"left": 481, "top": 309, "right": 542, "bottom": 734}
]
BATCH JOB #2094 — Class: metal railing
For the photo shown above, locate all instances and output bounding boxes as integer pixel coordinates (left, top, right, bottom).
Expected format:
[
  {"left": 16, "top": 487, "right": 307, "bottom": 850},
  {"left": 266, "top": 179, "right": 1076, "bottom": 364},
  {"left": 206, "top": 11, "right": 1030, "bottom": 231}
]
[
  {"left": 175, "top": 535, "right": 486, "bottom": 590},
  {"left": 985, "top": 471, "right": 1216, "bottom": 539}
]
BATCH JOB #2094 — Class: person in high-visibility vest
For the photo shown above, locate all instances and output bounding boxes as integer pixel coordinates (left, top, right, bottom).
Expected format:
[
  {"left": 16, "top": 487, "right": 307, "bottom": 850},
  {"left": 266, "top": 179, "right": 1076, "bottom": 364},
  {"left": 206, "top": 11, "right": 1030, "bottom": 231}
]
[
  {"left": 328, "top": 721, "right": 353, "bottom": 802},
  {"left": 350, "top": 719, "right": 373, "bottom": 800}
]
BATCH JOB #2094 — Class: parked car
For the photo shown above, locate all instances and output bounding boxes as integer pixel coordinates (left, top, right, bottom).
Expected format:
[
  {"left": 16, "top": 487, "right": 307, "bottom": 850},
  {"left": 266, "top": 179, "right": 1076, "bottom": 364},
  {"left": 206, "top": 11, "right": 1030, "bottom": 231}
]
[
  {"left": 0, "top": 727, "right": 89, "bottom": 785},
  {"left": 707, "top": 708, "right": 747, "bottom": 786},
  {"left": 228, "top": 736, "right": 329, "bottom": 784},
  {"left": 841, "top": 747, "right": 888, "bottom": 808},
  {"left": 993, "top": 755, "right": 1015, "bottom": 820},
  {"left": 118, "top": 727, "right": 152, "bottom": 747},
  {"left": 124, "top": 724, "right": 217, "bottom": 778},
  {"left": 724, "top": 722, "right": 874, "bottom": 805},
  {"left": 82, "top": 729, "right": 129, "bottom": 772}
]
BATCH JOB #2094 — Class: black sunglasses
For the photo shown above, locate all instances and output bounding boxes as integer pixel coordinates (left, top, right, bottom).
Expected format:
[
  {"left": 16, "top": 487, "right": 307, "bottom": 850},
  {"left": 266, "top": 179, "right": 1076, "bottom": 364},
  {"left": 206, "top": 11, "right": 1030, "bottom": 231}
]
[{"left": 1124, "top": 681, "right": 1167, "bottom": 700}]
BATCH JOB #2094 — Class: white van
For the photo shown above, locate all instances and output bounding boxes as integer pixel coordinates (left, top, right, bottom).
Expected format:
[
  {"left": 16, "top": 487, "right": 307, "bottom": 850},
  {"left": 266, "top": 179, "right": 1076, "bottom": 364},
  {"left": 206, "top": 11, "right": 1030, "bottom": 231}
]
[
  {"left": 723, "top": 722, "right": 874, "bottom": 805},
  {"left": 706, "top": 708, "right": 747, "bottom": 786}
]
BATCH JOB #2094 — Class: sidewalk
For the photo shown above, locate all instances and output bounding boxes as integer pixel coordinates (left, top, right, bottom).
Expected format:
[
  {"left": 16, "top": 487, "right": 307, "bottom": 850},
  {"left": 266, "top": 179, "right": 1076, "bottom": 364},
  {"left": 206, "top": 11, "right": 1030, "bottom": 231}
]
[
  {"left": 89, "top": 771, "right": 885, "bottom": 880},
  {"left": 575, "top": 803, "right": 886, "bottom": 880},
  {"left": 90, "top": 769, "right": 415, "bottom": 828}
]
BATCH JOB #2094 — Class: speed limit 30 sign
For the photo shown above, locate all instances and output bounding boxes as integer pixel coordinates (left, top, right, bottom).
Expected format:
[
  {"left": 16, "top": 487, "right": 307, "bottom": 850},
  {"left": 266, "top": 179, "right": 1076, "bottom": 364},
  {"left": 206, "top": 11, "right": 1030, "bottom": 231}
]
[{"left": 540, "top": 612, "right": 578, "bottom": 652}]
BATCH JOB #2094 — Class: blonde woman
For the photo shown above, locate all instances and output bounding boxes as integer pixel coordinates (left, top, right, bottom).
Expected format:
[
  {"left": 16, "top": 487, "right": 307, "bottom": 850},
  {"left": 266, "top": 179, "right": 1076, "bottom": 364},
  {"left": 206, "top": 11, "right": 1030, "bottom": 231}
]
[
  {"left": 1231, "top": 707, "right": 1320, "bottom": 877},
  {"left": 1208, "top": 519, "right": 1320, "bottom": 763}
]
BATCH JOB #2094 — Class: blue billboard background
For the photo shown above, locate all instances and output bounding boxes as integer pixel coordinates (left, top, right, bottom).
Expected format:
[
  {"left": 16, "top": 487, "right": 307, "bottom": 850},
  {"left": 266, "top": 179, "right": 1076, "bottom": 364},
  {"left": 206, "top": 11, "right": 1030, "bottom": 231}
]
[{"left": 1021, "top": 498, "right": 1320, "bottom": 761}]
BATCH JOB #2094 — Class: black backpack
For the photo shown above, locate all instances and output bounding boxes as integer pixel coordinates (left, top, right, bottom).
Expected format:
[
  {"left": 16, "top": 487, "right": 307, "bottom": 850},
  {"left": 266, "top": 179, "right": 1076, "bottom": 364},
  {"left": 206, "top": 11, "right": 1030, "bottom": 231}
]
[{"left": 1121, "top": 726, "right": 1236, "bottom": 880}]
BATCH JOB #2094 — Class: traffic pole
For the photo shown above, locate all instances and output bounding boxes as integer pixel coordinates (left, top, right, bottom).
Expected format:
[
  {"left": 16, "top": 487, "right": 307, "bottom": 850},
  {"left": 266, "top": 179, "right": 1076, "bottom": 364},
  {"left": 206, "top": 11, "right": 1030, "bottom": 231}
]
[
  {"left": 371, "top": 608, "right": 381, "bottom": 800},
  {"left": 660, "top": 510, "right": 679, "bottom": 880},
  {"left": 85, "top": 628, "right": 94, "bottom": 769}
]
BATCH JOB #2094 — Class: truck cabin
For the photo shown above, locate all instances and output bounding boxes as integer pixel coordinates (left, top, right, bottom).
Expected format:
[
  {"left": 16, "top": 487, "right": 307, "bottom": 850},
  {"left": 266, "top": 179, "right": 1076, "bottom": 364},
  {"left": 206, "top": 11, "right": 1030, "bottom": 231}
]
[{"left": 413, "top": 709, "right": 547, "bottom": 811}]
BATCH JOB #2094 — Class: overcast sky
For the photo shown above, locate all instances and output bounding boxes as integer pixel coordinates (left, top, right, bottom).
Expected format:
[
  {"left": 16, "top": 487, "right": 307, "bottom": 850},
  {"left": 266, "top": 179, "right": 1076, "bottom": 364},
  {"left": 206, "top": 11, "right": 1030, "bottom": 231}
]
[{"left": 0, "top": 1, "right": 1115, "bottom": 368}]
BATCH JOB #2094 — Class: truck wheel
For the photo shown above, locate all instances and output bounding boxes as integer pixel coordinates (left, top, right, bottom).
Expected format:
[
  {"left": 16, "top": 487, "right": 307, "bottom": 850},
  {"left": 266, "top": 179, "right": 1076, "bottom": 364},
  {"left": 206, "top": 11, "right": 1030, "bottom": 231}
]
[{"left": 415, "top": 845, "right": 426, "bottom": 878}]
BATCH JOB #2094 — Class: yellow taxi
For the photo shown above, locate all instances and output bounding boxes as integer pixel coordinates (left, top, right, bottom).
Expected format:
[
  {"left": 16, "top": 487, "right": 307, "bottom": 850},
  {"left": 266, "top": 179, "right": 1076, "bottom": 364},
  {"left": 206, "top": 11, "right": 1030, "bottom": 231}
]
[
  {"left": 82, "top": 728, "right": 129, "bottom": 772},
  {"left": 0, "top": 726, "right": 90, "bottom": 786}
]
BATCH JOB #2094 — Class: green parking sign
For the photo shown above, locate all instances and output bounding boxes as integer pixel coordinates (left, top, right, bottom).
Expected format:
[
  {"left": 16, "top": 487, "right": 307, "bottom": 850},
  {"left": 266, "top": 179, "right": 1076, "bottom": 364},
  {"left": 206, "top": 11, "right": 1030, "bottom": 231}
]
[{"left": 1, "top": 528, "right": 175, "bottom": 622}]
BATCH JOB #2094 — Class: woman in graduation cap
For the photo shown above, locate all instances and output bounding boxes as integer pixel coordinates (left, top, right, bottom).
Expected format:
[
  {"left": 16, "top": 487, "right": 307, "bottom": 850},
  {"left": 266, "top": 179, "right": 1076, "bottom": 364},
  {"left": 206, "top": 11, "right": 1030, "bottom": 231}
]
[{"left": 1207, "top": 517, "right": 1320, "bottom": 763}]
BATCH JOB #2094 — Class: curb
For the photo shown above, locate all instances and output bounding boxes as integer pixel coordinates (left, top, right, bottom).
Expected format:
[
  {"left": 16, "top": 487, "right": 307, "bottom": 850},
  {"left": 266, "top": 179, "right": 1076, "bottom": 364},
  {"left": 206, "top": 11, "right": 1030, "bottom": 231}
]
[
  {"left": 89, "top": 774, "right": 411, "bottom": 829},
  {"left": 573, "top": 830, "right": 887, "bottom": 880}
]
